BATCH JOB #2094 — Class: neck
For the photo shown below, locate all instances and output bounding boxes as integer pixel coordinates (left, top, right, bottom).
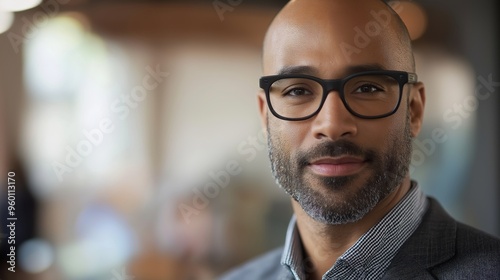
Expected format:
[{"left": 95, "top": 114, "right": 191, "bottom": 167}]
[{"left": 293, "top": 177, "right": 411, "bottom": 280}]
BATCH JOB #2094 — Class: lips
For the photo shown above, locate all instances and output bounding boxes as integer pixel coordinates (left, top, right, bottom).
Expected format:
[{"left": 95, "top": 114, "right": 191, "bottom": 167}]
[{"left": 308, "top": 156, "right": 366, "bottom": 177}]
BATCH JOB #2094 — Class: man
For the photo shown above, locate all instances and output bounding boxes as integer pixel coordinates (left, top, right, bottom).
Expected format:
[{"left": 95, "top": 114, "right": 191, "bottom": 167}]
[{"left": 221, "top": 0, "right": 500, "bottom": 279}]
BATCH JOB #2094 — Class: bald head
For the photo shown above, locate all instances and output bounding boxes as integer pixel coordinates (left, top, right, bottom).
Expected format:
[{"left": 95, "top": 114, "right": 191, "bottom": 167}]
[{"left": 263, "top": 0, "right": 415, "bottom": 76}]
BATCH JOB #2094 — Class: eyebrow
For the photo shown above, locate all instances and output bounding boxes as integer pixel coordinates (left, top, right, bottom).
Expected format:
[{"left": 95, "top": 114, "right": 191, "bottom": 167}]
[
  {"left": 276, "top": 65, "right": 318, "bottom": 76},
  {"left": 344, "top": 64, "right": 387, "bottom": 75},
  {"left": 275, "top": 63, "right": 388, "bottom": 77}
]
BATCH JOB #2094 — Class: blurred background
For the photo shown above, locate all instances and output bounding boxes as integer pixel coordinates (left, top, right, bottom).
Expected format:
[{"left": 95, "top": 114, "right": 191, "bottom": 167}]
[{"left": 0, "top": 0, "right": 498, "bottom": 279}]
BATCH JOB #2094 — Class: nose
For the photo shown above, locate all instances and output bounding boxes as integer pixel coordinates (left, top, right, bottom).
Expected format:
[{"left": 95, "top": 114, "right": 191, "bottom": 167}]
[{"left": 311, "top": 91, "right": 358, "bottom": 140}]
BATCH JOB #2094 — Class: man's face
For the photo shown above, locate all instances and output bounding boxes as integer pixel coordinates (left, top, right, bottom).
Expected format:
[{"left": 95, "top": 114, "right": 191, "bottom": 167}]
[{"left": 260, "top": 0, "right": 424, "bottom": 225}]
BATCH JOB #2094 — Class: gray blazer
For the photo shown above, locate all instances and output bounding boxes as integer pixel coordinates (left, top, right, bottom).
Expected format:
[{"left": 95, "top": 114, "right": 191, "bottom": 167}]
[{"left": 220, "top": 198, "right": 500, "bottom": 279}]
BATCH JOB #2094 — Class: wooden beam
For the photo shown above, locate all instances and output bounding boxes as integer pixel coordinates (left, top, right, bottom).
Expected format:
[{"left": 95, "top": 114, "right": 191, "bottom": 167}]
[{"left": 22, "top": 2, "right": 278, "bottom": 47}]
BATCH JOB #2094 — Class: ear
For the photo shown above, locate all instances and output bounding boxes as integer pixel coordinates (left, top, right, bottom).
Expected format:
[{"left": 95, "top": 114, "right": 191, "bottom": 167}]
[
  {"left": 258, "top": 91, "right": 268, "bottom": 132},
  {"left": 408, "top": 82, "right": 426, "bottom": 137}
]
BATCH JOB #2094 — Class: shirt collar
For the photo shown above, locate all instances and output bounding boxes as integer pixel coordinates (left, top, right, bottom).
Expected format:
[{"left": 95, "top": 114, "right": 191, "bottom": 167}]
[{"left": 281, "top": 215, "right": 307, "bottom": 279}]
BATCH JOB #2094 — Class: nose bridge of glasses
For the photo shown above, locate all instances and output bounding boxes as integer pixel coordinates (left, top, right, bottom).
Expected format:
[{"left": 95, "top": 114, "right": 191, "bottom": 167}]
[
  {"left": 319, "top": 79, "right": 350, "bottom": 115},
  {"left": 321, "top": 79, "right": 345, "bottom": 103},
  {"left": 323, "top": 79, "right": 343, "bottom": 95}
]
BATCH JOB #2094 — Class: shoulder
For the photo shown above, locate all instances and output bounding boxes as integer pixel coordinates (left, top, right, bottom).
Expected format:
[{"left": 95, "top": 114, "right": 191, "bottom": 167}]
[
  {"left": 424, "top": 198, "right": 500, "bottom": 251},
  {"left": 218, "top": 247, "right": 286, "bottom": 280},
  {"left": 434, "top": 222, "right": 500, "bottom": 278},
  {"left": 455, "top": 221, "right": 500, "bottom": 251},
  {"left": 386, "top": 197, "right": 500, "bottom": 279},
  {"left": 422, "top": 198, "right": 500, "bottom": 278}
]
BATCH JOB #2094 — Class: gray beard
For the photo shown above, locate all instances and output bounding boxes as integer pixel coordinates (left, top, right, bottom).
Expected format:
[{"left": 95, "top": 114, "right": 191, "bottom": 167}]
[{"left": 267, "top": 117, "right": 412, "bottom": 225}]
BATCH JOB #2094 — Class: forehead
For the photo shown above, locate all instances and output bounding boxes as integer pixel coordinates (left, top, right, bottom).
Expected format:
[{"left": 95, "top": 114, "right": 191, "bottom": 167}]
[{"left": 263, "top": 1, "right": 406, "bottom": 77}]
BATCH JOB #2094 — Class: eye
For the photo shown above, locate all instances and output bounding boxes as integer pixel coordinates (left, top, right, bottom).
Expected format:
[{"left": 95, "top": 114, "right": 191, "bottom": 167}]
[
  {"left": 355, "top": 84, "right": 383, "bottom": 93},
  {"left": 283, "top": 88, "right": 313, "bottom": 97}
]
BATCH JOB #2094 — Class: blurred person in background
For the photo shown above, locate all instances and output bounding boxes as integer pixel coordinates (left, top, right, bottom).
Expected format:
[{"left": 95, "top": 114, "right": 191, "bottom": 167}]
[{"left": 220, "top": 0, "right": 500, "bottom": 279}]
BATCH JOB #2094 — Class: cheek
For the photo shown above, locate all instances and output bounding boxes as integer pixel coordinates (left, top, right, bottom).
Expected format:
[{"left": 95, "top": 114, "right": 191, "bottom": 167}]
[
  {"left": 358, "top": 118, "right": 405, "bottom": 150},
  {"left": 269, "top": 119, "right": 309, "bottom": 150}
]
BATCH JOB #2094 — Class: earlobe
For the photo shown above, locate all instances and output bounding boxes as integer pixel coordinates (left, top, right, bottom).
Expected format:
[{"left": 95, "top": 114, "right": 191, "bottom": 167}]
[
  {"left": 409, "top": 82, "right": 426, "bottom": 137},
  {"left": 258, "top": 91, "right": 268, "bottom": 131}
]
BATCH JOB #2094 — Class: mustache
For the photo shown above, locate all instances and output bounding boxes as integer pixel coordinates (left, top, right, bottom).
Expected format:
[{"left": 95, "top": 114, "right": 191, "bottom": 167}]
[{"left": 297, "top": 140, "right": 376, "bottom": 167}]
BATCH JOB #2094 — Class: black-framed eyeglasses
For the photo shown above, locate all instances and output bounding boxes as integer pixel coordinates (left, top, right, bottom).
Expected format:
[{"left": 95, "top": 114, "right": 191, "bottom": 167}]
[{"left": 259, "top": 70, "right": 418, "bottom": 121}]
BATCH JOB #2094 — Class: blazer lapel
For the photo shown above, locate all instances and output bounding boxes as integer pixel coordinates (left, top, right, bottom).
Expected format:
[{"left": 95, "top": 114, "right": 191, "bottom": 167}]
[{"left": 382, "top": 198, "right": 457, "bottom": 279}]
